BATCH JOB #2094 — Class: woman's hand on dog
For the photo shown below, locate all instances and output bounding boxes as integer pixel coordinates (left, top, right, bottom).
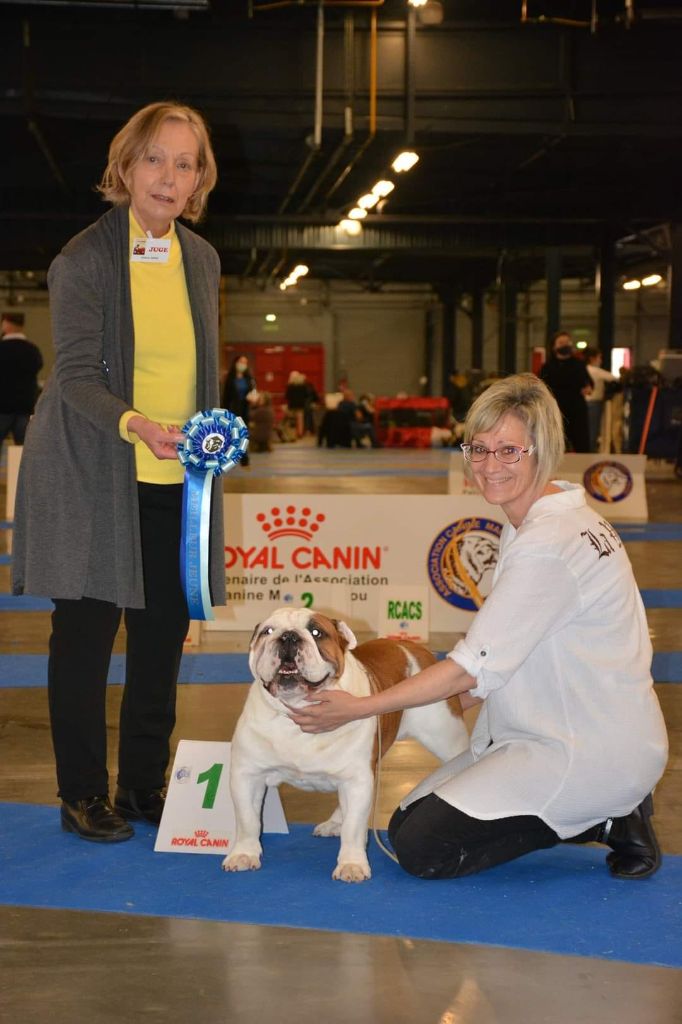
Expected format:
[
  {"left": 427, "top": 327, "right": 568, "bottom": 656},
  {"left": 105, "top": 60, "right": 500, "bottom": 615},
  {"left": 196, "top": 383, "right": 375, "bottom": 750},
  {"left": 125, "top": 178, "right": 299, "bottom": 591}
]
[{"left": 288, "top": 690, "right": 366, "bottom": 733}]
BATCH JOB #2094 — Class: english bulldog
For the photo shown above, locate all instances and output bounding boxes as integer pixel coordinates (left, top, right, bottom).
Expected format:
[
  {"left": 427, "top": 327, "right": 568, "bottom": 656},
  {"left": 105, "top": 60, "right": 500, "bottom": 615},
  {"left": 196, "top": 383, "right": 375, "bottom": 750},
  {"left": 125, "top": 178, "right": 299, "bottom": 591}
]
[{"left": 222, "top": 607, "right": 469, "bottom": 882}]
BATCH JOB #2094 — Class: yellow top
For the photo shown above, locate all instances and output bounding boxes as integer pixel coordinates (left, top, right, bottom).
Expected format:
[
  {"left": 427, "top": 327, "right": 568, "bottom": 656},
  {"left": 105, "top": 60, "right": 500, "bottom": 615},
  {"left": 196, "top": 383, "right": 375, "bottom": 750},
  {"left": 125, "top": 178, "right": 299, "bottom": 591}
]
[{"left": 119, "top": 210, "right": 196, "bottom": 484}]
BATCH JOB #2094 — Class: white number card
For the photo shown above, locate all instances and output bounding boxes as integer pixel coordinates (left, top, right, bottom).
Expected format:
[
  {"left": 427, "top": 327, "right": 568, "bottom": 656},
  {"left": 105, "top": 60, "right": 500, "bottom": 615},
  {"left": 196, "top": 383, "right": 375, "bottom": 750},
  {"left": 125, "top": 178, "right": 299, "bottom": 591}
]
[{"left": 155, "top": 739, "right": 288, "bottom": 855}]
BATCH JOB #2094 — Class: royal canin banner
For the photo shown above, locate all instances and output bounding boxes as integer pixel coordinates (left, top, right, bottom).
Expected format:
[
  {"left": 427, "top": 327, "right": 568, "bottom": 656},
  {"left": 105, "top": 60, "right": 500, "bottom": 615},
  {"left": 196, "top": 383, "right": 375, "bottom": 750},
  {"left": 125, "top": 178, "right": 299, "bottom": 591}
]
[{"left": 205, "top": 494, "right": 502, "bottom": 633}]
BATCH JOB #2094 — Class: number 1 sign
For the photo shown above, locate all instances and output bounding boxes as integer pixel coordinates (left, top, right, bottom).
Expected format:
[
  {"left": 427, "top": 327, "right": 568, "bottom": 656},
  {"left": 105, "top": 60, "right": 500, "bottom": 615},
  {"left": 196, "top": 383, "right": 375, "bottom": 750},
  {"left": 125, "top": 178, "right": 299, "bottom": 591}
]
[{"left": 154, "top": 739, "right": 288, "bottom": 855}]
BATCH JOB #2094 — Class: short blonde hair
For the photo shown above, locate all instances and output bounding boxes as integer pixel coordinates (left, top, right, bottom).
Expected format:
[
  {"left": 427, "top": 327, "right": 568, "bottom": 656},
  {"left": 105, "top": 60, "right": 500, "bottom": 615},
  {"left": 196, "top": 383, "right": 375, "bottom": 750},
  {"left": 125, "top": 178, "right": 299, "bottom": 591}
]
[
  {"left": 464, "top": 373, "right": 565, "bottom": 489},
  {"left": 97, "top": 101, "right": 217, "bottom": 222}
]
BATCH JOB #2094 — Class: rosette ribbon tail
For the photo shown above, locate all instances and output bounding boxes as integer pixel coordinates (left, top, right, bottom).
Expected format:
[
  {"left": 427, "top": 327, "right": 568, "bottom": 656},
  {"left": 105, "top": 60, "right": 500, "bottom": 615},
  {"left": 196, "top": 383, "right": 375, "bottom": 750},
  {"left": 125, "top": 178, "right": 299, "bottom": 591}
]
[
  {"left": 177, "top": 408, "right": 249, "bottom": 621},
  {"left": 180, "top": 466, "right": 215, "bottom": 620}
]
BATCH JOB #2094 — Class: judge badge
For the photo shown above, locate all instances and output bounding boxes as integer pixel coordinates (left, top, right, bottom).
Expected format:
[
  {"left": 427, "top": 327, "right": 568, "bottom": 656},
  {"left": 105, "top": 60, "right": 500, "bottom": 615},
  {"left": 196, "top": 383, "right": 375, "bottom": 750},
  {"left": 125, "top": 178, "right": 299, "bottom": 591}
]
[{"left": 130, "top": 237, "right": 171, "bottom": 263}]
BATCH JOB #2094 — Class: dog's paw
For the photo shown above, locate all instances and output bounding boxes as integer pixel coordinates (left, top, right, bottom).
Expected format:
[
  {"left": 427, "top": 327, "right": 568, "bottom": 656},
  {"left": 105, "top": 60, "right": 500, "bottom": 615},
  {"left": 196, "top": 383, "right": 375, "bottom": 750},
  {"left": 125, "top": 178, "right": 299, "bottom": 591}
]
[
  {"left": 313, "top": 818, "right": 342, "bottom": 837},
  {"left": 332, "top": 860, "right": 372, "bottom": 883},
  {"left": 222, "top": 851, "right": 262, "bottom": 872}
]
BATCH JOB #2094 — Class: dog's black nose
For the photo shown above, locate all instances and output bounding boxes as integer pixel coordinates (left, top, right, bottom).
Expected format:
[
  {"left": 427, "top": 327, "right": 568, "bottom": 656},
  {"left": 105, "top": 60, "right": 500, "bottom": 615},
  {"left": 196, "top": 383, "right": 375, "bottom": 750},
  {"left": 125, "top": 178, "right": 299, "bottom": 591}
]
[{"left": 278, "top": 631, "right": 300, "bottom": 658}]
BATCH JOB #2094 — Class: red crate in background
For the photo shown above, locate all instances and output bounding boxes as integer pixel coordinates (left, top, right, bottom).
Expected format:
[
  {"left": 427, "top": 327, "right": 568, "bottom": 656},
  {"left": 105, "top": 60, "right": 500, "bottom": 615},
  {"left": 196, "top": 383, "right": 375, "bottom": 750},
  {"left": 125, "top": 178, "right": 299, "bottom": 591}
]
[{"left": 374, "top": 397, "right": 450, "bottom": 448}]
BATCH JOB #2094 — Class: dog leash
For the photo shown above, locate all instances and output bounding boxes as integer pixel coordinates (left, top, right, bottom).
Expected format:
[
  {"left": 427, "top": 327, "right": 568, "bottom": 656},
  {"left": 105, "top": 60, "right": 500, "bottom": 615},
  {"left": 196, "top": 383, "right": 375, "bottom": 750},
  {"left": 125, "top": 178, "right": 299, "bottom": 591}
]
[{"left": 370, "top": 719, "right": 399, "bottom": 864}]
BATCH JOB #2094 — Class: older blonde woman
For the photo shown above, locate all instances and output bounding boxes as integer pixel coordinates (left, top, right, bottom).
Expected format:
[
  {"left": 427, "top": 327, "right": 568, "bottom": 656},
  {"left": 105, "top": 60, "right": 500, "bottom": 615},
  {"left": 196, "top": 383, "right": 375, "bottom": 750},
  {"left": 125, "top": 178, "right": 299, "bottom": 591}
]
[
  {"left": 12, "top": 102, "right": 224, "bottom": 842},
  {"left": 292, "top": 373, "right": 668, "bottom": 881}
]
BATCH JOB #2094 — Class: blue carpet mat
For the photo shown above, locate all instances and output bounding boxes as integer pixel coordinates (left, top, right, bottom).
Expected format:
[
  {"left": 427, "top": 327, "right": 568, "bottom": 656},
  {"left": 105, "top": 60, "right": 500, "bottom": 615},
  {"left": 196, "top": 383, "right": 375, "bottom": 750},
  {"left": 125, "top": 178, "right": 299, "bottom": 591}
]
[
  {"left": 653, "top": 652, "right": 682, "bottom": 681},
  {"left": 0, "top": 652, "right": 253, "bottom": 687},
  {"left": 615, "top": 523, "right": 682, "bottom": 541},
  {"left": 4, "top": 589, "right": 681, "bottom": 614},
  {"left": 0, "top": 595, "right": 53, "bottom": 610},
  {"left": 639, "top": 589, "right": 682, "bottom": 608},
  {"left": 1, "top": 802, "right": 680, "bottom": 968},
  {"left": 1, "top": 650, "right": 681, "bottom": 687}
]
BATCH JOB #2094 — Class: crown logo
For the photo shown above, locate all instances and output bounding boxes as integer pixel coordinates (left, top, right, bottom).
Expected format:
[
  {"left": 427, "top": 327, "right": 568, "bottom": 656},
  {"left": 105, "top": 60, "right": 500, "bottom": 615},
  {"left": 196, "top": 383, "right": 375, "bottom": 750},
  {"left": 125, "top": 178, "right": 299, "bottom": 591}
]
[
  {"left": 194, "top": 829, "right": 209, "bottom": 838},
  {"left": 257, "top": 504, "right": 326, "bottom": 541}
]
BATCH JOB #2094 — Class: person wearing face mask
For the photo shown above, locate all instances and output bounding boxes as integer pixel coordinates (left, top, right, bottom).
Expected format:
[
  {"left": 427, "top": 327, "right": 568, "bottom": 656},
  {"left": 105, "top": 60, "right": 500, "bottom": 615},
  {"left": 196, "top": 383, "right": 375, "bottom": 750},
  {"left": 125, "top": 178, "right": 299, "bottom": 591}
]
[
  {"left": 539, "top": 331, "right": 592, "bottom": 452},
  {"left": 11, "top": 102, "right": 225, "bottom": 842},
  {"left": 221, "top": 354, "right": 257, "bottom": 466}
]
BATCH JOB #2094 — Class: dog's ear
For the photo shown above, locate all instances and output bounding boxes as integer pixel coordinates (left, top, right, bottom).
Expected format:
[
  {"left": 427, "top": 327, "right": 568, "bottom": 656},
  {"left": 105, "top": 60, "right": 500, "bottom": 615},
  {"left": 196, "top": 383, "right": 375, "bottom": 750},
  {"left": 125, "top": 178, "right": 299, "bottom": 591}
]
[{"left": 334, "top": 619, "right": 357, "bottom": 651}]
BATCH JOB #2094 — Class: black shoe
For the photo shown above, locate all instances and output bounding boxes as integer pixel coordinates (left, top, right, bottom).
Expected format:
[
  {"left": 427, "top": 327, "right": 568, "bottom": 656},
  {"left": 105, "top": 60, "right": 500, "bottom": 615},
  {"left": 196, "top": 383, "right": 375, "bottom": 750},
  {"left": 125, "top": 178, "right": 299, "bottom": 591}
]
[
  {"left": 604, "top": 793, "right": 661, "bottom": 880},
  {"left": 114, "top": 786, "right": 166, "bottom": 826},
  {"left": 61, "top": 796, "right": 134, "bottom": 843}
]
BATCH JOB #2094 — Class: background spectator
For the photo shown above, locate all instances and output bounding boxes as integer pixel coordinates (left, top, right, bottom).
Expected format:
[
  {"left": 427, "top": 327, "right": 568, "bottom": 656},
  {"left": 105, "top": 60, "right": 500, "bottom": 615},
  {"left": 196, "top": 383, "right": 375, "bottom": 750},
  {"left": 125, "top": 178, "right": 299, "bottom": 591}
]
[
  {"left": 221, "top": 354, "right": 257, "bottom": 466},
  {"left": 0, "top": 311, "right": 43, "bottom": 446},
  {"left": 585, "top": 347, "right": 617, "bottom": 452},
  {"left": 248, "top": 391, "right": 275, "bottom": 452},
  {"left": 303, "top": 375, "right": 320, "bottom": 435},
  {"left": 285, "top": 370, "right": 307, "bottom": 438},
  {"left": 540, "top": 331, "right": 592, "bottom": 452},
  {"left": 354, "top": 393, "right": 380, "bottom": 448},
  {"left": 445, "top": 370, "right": 473, "bottom": 422}
]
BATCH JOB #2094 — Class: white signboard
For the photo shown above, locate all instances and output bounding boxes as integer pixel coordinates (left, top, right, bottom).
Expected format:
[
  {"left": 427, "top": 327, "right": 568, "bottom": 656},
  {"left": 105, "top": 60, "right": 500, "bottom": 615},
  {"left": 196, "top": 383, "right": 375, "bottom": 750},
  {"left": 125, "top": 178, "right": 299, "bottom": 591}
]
[
  {"left": 209, "top": 494, "right": 499, "bottom": 634},
  {"left": 377, "top": 585, "right": 430, "bottom": 643},
  {"left": 155, "top": 739, "right": 288, "bottom": 855},
  {"left": 448, "top": 452, "right": 648, "bottom": 521},
  {"left": 559, "top": 453, "right": 648, "bottom": 521}
]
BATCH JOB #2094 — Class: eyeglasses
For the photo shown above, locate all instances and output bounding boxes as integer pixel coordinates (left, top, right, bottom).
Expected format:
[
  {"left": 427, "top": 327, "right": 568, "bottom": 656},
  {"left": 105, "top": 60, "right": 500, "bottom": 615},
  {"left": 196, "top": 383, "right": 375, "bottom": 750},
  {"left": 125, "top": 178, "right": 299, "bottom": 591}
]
[{"left": 460, "top": 443, "right": 536, "bottom": 464}]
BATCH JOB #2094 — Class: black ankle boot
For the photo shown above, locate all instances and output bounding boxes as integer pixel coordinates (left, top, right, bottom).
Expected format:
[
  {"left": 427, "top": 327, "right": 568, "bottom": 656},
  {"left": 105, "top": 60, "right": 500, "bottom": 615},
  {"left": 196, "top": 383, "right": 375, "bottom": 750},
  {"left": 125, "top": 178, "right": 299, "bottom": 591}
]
[
  {"left": 114, "top": 786, "right": 166, "bottom": 825},
  {"left": 603, "top": 793, "right": 661, "bottom": 880},
  {"left": 61, "top": 795, "right": 134, "bottom": 843}
]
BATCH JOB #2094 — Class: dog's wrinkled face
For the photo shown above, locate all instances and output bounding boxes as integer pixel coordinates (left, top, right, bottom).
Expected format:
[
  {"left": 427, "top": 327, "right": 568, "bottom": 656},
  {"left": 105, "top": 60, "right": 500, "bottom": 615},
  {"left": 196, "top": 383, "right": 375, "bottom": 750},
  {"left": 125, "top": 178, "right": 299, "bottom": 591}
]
[{"left": 249, "top": 608, "right": 357, "bottom": 707}]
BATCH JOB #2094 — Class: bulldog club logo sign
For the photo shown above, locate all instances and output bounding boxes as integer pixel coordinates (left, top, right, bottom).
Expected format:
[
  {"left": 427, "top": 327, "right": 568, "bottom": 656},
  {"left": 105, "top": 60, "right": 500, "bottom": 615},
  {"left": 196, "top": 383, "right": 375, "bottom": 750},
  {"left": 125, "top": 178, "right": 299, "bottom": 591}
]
[
  {"left": 428, "top": 516, "right": 502, "bottom": 611},
  {"left": 583, "top": 460, "right": 633, "bottom": 503}
]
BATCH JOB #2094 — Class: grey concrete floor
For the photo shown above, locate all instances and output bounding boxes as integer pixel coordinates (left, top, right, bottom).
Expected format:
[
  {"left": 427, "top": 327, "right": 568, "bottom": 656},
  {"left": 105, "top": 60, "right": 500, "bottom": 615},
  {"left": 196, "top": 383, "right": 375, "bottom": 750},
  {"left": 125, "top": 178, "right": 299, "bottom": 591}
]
[{"left": 1, "top": 442, "right": 681, "bottom": 1023}]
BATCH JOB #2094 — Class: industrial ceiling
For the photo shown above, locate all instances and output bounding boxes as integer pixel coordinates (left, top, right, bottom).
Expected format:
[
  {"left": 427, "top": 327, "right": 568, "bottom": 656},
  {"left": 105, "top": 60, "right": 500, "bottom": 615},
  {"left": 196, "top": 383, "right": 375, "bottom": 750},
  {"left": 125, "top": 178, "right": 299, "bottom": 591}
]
[{"left": 1, "top": 0, "right": 682, "bottom": 293}]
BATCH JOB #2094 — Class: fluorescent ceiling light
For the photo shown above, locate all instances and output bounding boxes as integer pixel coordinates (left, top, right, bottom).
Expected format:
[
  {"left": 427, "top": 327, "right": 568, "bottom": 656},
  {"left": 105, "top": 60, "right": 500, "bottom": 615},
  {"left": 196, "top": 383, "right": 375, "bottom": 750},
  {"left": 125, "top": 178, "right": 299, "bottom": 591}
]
[
  {"left": 338, "top": 219, "right": 362, "bottom": 235},
  {"left": 348, "top": 207, "right": 368, "bottom": 220},
  {"left": 372, "top": 180, "right": 395, "bottom": 198},
  {"left": 392, "top": 151, "right": 419, "bottom": 173},
  {"left": 358, "top": 193, "right": 380, "bottom": 210},
  {"left": 642, "top": 273, "right": 663, "bottom": 287},
  {"left": 622, "top": 280, "right": 641, "bottom": 291}
]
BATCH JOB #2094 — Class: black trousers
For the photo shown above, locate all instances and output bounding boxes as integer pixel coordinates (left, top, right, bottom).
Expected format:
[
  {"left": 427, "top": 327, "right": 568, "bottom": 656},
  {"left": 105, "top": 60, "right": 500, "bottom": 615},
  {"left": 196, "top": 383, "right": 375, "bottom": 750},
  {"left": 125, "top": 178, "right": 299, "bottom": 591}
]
[
  {"left": 48, "top": 483, "right": 189, "bottom": 802},
  {"left": 388, "top": 794, "right": 561, "bottom": 879}
]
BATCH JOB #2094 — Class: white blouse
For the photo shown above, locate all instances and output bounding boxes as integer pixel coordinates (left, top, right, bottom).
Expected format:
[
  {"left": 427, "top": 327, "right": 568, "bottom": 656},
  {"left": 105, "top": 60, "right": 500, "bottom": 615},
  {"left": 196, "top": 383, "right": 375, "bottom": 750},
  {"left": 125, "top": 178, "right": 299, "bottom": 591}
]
[{"left": 404, "top": 482, "right": 668, "bottom": 838}]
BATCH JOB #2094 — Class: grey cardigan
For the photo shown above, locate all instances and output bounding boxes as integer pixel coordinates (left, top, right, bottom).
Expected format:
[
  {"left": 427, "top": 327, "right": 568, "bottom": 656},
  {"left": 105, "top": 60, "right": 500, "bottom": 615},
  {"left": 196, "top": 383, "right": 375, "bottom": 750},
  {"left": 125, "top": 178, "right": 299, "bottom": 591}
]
[{"left": 12, "top": 203, "right": 226, "bottom": 609}]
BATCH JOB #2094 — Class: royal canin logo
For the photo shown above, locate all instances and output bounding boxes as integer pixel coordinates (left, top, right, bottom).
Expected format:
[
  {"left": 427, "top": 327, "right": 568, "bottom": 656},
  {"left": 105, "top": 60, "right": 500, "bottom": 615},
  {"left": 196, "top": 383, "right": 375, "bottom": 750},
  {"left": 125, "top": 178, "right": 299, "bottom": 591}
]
[
  {"left": 225, "top": 503, "right": 383, "bottom": 571},
  {"left": 170, "top": 832, "right": 230, "bottom": 848},
  {"left": 257, "top": 505, "right": 326, "bottom": 541}
]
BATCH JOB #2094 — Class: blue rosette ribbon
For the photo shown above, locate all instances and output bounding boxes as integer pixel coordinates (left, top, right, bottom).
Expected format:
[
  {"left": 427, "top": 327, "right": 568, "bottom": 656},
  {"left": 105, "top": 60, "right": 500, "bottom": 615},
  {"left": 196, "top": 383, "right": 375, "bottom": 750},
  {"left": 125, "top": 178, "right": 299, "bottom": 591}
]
[{"left": 177, "top": 408, "right": 249, "bottom": 620}]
